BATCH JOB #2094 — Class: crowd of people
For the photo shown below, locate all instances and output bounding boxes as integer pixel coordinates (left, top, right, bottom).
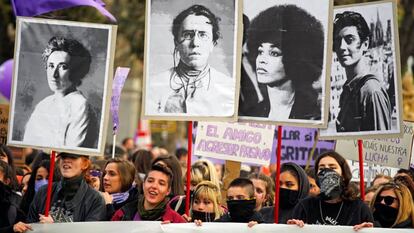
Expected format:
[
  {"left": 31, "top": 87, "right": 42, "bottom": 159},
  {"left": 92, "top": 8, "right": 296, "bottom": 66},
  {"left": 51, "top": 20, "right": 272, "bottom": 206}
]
[{"left": 1, "top": 141, "right": 414, "bottom": 233}]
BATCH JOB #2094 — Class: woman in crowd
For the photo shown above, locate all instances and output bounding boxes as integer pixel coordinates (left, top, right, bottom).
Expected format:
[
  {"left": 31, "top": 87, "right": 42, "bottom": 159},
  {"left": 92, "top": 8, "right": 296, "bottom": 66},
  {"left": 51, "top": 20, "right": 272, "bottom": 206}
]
[
  {"left": 27, "top": 153, "right": 105, "bottom": 223},
  {"left": 20, "top": 173, "right": 31, "bottom": 195},
  {"left": 370, "top": 182, "right": 414, "bottom": 228},
  {"left": 0, "top": 144, "right": 19, "bottom": 191},
  {"left": 133, "top": 149, "right": 153, "bottom": 186},
  {"left": 288, "top": 151, "right": 374, "bottom": 229},
  {"left": 111, "top": 163, "right": 185, "bottom": 223},
  {"left": 259, "top": 163, "right": 309, "bottom": 223},
  {"left": 88, "top": 163, "right": 102, "bottom": 191},
  {"left": 248, "top": 173, "right": 274, "bottom": 212},
  {"left": 0, "top": 160, "right": 32, "bottom": 233},
  {"left": 372, "top": 174, "right": 393, "bottom": 187},
  {"left": 185, "top": 181, "right": 225, "bottom": 222},
  {"left": 152, "top": 154, "right": 184, "bottom": 196},
  {"left": 20, "top": 160, "right": 50, "bottom": 215},
  {"left": 364, "top": 185, "right": 380, "bottom": 206},
  {"left": 190, "top": 159, "right": 221, "bottom": 190},
  {"left": 244, "top": 5, "right": 324, "bottom": 120},
  {"left": 101, "top": 158, "right": 138, "bottom": 220}
]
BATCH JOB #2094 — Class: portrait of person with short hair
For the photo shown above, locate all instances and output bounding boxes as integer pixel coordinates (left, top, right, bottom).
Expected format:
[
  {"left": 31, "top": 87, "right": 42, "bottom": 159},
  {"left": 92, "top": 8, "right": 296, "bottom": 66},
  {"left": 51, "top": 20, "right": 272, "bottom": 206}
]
[
  {"left": 321, "top": 1, "right": 401, "bottom": 137},
  {"left": 144, "top": 0, "right": 239, "bottom": 118},
  {"left": 8, "top": 18, "right": 116, "bottom": 155}
]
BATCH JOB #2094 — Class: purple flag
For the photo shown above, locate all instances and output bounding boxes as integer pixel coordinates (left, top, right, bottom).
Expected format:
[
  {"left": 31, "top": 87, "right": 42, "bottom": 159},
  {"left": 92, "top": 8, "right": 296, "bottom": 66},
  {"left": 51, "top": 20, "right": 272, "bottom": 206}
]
[
  {"left": 110, "top": 67, "right": 130, "bottom": 134},
  {"left": 11, "top": 0, "right": 117, "bottom": 22}
]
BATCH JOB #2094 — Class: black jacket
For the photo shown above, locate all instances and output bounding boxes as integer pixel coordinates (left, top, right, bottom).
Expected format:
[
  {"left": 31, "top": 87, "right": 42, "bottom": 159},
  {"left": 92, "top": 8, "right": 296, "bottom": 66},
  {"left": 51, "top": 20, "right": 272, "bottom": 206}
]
[
  {"left": 215, "top": 211, "right": 264, "bottom": 223},
  {"left": 105, "top": 187, "right": 139, "bottom": 220},
  {"left": 291, "top": 196, "right": 374, "bottom": 226},
  {"left": 27, "top": 179, "right": 105, "bottom": 223},
  {"left": 0, "top": 183, "right": 25, "bottom": 233}
]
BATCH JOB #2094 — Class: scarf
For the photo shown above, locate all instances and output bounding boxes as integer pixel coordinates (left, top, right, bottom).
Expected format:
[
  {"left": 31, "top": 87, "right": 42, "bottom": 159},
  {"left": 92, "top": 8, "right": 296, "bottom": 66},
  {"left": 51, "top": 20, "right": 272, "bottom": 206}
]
[
  {"left": 137, "top": 195, "right": 169, "bottom": 221},
  {"left": 61, "top": 175, "right": 83, "bottom": 201},
  {"left": 170, "top": 62, "right": 211, "bottom": 100},
  {"left": 112, "top": 190, "right": 130, "bottom": 204}
]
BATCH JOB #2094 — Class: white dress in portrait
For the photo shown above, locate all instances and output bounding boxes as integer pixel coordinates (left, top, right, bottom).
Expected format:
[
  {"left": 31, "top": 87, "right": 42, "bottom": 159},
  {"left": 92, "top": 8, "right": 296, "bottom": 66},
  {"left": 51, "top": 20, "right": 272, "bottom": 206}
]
[{"left": 23, "top": 90, "right": 90, "bottom": 148}]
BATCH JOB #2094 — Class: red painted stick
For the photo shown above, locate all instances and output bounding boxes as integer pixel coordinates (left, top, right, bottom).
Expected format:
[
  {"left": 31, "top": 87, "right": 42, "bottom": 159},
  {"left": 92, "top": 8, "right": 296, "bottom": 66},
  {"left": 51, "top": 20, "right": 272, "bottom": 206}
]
[
  {"left": 274, "top": 125, "right": 283, "bottom": 223},
  {"left": 44, "top": 150, "right": 56, "bottom": 216},
  {"left": 185, "top": 121, "right": 193, "bottom": 216},
  {"left": 358, "top": 140, "right": 365, "bottom": 200}
]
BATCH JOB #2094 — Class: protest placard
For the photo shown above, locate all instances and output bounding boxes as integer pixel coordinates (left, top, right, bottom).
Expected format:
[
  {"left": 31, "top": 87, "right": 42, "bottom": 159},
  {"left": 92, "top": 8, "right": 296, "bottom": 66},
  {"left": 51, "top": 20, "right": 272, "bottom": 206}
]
[
  {"left": 347, "top": 159, "right": 399, "bottom": 183},
  {"left": 336, "top": 121, "right": 414, "bottom": 169},
  {"left": 270, "top": 126, "right": 335, "bottom": 166},
  {"left": 0, "top": 104, "right": 9, "bottom": 144},
  {"left": 194, "top": 122, "right": 275, "bottom": 165}
]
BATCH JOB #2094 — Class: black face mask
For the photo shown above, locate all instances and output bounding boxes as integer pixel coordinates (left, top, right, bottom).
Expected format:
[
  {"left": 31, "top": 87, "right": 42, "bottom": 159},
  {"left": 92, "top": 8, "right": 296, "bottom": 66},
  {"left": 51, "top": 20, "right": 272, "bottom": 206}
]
[
  {"left": 279, "top": 188, "right": 299, "bottom": 209},
  {"left": 227, "top": 199, "right": 256, "bottom": 222},
  {"left": 373, "top": 203, "right": 398, "bottom": 228},
  {"left": 192, "top": 210, "right": 216, "bottom": 222},
  {"left": 318, "top": 168, "right": 343, "bottom": 200}
]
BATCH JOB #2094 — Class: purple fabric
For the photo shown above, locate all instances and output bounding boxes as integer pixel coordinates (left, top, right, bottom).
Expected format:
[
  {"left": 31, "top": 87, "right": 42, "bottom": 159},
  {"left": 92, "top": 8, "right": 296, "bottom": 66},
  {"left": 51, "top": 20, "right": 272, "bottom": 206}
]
[
  {"left": 270, "top": 126, "right": 336, "bottom": 166},
  {"left": 0, "top": 59, "right": 13, "bottom": 100},
  {"left": 11, "top": 0, "right": 116, "bottom": 22},
  {"left": 110, "top": 67, "right": 130, "bottom": 134}
]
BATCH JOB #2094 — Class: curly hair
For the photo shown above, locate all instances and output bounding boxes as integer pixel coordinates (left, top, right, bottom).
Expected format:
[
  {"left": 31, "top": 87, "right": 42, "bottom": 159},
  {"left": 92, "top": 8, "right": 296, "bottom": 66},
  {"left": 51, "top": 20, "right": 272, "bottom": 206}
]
[
  {"left": 42, "top": 36, "right": 92, "bottom": 87},
  {"left": 247, "top": 5, "right": 324, "bottom": 88},
  {"left": 333, "top": 11, "right": 371, "bottom": 51},
  {"left": 172, "top": 4, "right": 221, "bottom": 45}
]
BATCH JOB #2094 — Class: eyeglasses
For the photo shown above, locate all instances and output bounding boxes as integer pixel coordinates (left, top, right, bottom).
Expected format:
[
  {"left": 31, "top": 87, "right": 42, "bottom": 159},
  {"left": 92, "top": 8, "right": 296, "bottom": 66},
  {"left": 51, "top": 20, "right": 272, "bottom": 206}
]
[
  {"left": 376, "top": 195, "right": 397, "bottom": 206},
  {"left": 181, "top": 30, "right": 211, "bottom": 41}
]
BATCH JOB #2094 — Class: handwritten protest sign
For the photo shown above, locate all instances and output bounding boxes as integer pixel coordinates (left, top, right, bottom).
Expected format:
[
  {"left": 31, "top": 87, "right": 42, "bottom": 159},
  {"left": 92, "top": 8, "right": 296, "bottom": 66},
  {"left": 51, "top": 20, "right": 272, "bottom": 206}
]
[
  {"left": 270, "top": 126, "right": 335, "bottom": 166},
  {"left": 194, "top": 122, "right": 275, "bottom": 165},
  {"left": 347, "top": 160, "right": 399, "bottom": 182},
  {"left": 0, "top": 104, "right": 9, "bottom": 144},
  {"left": 336, "top": 121, "right": 414, "bottom": 169}
]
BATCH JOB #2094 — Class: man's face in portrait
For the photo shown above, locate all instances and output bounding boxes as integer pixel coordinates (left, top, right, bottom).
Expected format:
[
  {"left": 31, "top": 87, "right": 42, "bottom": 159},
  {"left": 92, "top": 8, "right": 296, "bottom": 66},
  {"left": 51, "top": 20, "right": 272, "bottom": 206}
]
[
  {"left": 46, "top": 51, "right": 73, "bottom": 93},
  {"left": 176, "top": 14, "right": 214, "bottom": 70},
  {"left": 334, "top": 26, "right": 368, "bottom": 67}
]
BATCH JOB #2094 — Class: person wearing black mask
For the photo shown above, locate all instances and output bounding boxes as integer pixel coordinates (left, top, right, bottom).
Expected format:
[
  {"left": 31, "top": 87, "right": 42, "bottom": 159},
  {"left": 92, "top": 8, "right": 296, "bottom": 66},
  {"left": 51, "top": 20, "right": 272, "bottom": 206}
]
[
  {"left": 260, "top": 163, "right": 310, "bottom": 223},
  {"left": 369, "top": 182, "right": 414, "bottom": 228},
  {"left": 215, "top": 178, "right": 263, "bottom": 226},
  {"left": 288, "top": 151, "right": 374, "bottom": 230}
]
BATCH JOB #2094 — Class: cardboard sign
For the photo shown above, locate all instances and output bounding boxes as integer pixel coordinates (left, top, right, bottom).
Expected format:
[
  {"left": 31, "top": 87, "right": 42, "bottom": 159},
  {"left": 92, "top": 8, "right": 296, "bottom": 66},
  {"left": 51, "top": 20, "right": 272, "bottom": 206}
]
[
  {"left": 270, "top": 126, "right": 335, "bottom": 165},
  {"left": 0, "top": 104, "right": 9, "bottom": 144},
  {"left": 347, "top": 160, "right": 399, "bottom": 182},
  {"left": 336, "top": 122, "right": 414, "bottom": 169},
  {"left": 194, "top": 122, "right": 275, "bottom": 165}
]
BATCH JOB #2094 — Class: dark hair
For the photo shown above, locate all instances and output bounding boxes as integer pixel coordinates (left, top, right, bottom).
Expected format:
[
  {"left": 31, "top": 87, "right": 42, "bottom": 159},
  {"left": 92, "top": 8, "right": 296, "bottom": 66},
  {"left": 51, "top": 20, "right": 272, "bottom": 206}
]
[
  {"left": 152, "top": 154, "right": 184, "bottom": 195},
  {"left": 314, "top": 150, "right": 356, "bottom": 200},
  {"left": 122, "top": 137, "right": 133, "bottom": 146},
  {"left": 305, "top": 167, "right": 317, "bottom": 180},
  {"left": 247, "top": 5, "right": 324, "bottom": 88},
  {"left": 20, "top": 160, "right": 50, "bottom": 215},
  {"left": 172, "top": 4, "right": 221, "bottom": 45},
  {"left": 228, "top": 177, "right": 255, "bottom": 198},
  {"left": 134, "top": 149, "right": 153, "bottom": 174},
  {"left": 0, "top": 160, "right": 13, "bottom": 184},
  {"left": 103, "top": 158, "right": 135, "bottom": 193},
  {"left": 42, "top": 36, "right": 92, "bottom": 87},
  {"left": 333, "top": 11, "right": 370, "bottom": 50},
  {"left": 396, "top": 168, "right": 414, "bottom": 181},
  {"left": 175, "top": 148, "right": 188, "bottom": 160},
  {"left": 0, "top": 144, "right": 18, "bottom": 190},
  {"left": 145, "top": 163, "right": 174, "bottom": 188}
]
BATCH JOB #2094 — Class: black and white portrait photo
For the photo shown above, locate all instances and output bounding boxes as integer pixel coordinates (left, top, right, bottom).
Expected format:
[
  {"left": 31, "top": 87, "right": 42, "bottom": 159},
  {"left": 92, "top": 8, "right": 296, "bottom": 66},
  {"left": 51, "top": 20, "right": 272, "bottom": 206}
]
[
  {"left": 143, "top": 0, "right": 241, "bottom": 120},
  {"left": 238, "top": 0, "right": 332, "bottom": 127},
  {"left": 8, "top": 17, "right": 116, "bottom": 155},
  {"left": 320, "top": 0, "right": 402, "bottom": 139}
]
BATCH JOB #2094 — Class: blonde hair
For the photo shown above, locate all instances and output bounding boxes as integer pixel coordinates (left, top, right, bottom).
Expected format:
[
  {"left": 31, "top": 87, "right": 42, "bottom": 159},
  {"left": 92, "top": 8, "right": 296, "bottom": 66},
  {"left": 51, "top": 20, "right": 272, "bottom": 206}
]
[
  {"left": 370, "top": 182, "right": 414, "bottom": 228},
  {"left": 190, "top": 159, "right": 220, "bottom": 189},
  {"left": 192, "top": 181, "right": 224, "bottom": 220}
]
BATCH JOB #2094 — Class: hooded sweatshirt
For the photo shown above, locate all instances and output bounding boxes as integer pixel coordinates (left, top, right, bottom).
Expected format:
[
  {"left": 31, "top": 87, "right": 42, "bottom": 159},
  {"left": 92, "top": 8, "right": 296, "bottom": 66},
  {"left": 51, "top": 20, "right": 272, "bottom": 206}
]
[{"left": 260, "top": 162, "right": 310, "bottom": 223}]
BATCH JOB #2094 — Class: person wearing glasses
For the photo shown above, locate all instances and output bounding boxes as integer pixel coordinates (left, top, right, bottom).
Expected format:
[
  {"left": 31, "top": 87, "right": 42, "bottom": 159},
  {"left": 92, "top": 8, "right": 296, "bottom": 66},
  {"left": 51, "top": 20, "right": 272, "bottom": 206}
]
[
  {"left": 148, "top": 4, "right": 233, "bottom": 115},
  {"left": 369, "top": 182, "right": 414, "bottom": 228},
  {"left": 243, "top": 5, "right": 324, "bottom": 120}
]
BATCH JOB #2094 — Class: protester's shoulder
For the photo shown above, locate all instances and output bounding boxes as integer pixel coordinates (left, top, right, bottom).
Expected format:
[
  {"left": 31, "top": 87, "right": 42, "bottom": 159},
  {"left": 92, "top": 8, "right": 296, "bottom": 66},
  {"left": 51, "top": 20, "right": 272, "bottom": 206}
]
[
  {"left": 298, "top": 196, "right": 319, "bottom": 206},
  {"left": 214, "top": 212, "right": 232, "bottom": 222}
]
